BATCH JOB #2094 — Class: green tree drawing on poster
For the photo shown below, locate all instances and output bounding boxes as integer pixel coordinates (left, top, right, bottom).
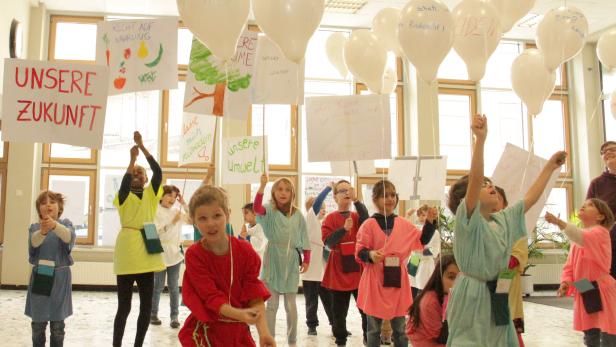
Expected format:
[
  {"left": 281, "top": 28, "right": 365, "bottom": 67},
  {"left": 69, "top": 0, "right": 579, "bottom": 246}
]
[{"left": 185, "top": 38, "right": 251, "bottom": 116}]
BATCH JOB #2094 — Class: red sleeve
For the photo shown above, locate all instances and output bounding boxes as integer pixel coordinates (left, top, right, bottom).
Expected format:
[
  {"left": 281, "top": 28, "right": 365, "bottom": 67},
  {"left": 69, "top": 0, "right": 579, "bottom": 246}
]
[
  {"left": 303, "top": 250, "right": 311, "bottom": 264},
  {"left": 508, "top": 256, "right": 520, "bottom": 270},
  {"left": 238, "top": 242, "right": 271, "bottom": 304},
  {"left": 253, "top": 193, "right": 266, "bottom": 215},
  {"left": 419, "top": 292, "right": 445, "bottom": 340},
  {"left": 183, "top": 245, "right": 228, "bottom": 322}
]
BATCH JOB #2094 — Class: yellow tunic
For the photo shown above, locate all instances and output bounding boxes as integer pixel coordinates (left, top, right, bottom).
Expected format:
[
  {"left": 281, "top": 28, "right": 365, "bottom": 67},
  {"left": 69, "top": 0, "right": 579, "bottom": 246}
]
[
  {"left": 508, "top": 237, "right": 529, "bottom": 321},
  {"left": 113, "top": 184, "right": 165, "bottom": 275}
]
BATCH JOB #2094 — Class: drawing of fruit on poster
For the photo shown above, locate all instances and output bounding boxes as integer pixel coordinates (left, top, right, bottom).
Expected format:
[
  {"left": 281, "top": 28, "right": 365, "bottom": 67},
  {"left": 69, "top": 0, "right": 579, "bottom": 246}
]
[
  {"left": 183, "top": 31, "right": 256, "bottom": 117},
  {"left": 96, "top": 18, "right": 178, "bottom": 95}
]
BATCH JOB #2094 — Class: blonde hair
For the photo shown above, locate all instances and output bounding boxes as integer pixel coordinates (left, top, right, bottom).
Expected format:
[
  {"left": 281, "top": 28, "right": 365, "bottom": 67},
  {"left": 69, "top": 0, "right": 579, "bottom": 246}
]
[
  {"left": 270, "top": 177, "right": 298, "bottom": 214},
  {"left": 189, "top": 185, "right": 230, "bottom": 219},
  {"left": 417, "top": 204, "right": 430, "bottom": 217}
]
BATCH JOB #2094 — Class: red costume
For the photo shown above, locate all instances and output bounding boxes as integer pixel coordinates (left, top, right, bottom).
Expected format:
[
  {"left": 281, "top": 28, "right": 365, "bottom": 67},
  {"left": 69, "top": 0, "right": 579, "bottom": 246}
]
[{"left": 321, "top": 211, "right": 363, "bottom": 291}]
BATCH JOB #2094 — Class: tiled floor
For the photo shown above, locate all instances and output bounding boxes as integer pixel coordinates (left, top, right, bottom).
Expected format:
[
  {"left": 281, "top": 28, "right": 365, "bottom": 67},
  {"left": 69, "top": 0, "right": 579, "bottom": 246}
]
[{"left": 0, "top": 289, "right": 583, "bottom": 346}]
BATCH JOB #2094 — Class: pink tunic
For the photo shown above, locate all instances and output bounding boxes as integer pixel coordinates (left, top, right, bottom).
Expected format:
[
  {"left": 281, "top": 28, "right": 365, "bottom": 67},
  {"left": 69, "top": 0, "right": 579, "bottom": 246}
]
[
  {"left": 355, "top": 216, "right": 423, "bottom": 319},
  {"left": 406, "top": 291, "right": 446, "bottom": 347},
  {"left": 561, "top": 225, "right": 616, "bottom": 334}
]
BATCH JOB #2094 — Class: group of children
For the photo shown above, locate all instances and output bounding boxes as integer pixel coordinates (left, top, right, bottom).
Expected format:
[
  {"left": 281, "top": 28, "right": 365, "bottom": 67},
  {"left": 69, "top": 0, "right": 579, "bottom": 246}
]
[{"left": 23, "top": 118, "right": 616, "bottom": 347}]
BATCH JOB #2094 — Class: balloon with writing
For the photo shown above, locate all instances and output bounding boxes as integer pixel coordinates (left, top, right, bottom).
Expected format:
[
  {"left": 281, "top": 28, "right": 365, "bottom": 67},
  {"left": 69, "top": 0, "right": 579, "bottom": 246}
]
[
  {"left": 511, "top": 49, "right": 556, "bottom": 116},
  {"left": 452, "top": 0, "right": 502, "bottom": 81},
  {"left": 536, "top": 6, "right": 588, "bottom": 72}
]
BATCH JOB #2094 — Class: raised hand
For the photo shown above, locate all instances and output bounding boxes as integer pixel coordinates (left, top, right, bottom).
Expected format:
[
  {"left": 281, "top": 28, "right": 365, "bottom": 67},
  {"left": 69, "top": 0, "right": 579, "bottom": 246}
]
[
  {"left": 470, "top": 114, "right": 488, "bottom": 141},
  {"left": 133, "top": 131, "right": 143, "bottom": 148},
  {"left": 348, "top": 187, "right": 358, "bottom": 202},
  {"left": 548, "top": 151, "right": 567, "bottom": 170},
  {"left": 130, "top": 145, "right": 139, "bottom": 161},
  {"left": 426, "top": 207, "right": 438, "bottom": 224},
  {"left": 343, "top": 217, "right": 353, "bottom": 231},
  {"left": 259, "top": 174, "right": 268, "bottom": 190}
]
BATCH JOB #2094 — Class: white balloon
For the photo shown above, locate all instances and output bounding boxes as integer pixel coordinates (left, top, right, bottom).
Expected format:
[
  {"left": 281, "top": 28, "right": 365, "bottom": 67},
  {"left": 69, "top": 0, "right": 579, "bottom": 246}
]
[
  {"left": 398, "top": 0, "right": 454, "bottom": 82},
  {"left": 597, "top": 29, "right": 616, "bottom": 72},
  {"left": 612, "top": 90, "right": 616, "bottom": 120},
  {"left": 486, "top": 0, "right": 535, "bottom": 33},
  {"left": 344, "top": 29, "right": 388, "bottom": 94},
  {"left": 536, "top": 6, "right": 588, "bottom": 72},
  {"left": 372, "top": 8, "right": 403, "bottom": 56},
  {"left": 326, "top": 33, "right": 349, "bottom": 78},
  {"left": 380, "top": 67, "right": 397, "bottom": 94},
  {"left": 177, "top": 0, "right": 249, "bottom": 61},
  {"left": 252, "top": 0, "right": 325, "bottom": 63},
  {"left": 511, "top": 49, "right": 556, "bottom": 116},
  {"left": 452, "top": 0, "right": 502, "bottom": 81}
]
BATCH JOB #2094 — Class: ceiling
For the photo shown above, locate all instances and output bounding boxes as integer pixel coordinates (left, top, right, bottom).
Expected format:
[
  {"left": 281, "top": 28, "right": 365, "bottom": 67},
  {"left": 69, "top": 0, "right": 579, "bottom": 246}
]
[{"left": 40, "top": 0, "right": 616, "bottom": 41}]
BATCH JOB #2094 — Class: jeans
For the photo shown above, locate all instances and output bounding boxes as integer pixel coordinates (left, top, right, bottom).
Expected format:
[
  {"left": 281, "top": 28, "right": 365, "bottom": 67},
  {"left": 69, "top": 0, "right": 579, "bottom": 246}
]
[
  {"left": 367, "top": 315, "right": 407, "bottom": 347},
  {"left": 113, "top": 272, "right": 154, "bottom": 347},
  {"left": 265, "top": 285, "right": 298, "bottom": 344},
  {"left": 302, "top": 280, "right": 334, "bottom": 329},
  {"left": 331, "top": 289, "right": 367, "bottom": 345},
  {"left": 584, "top": 328, "right": 616, "bottom": 347},
  {"left": 152, "top": 262, "right": 181, "bottom": 319},
  {"left": 32, "top": 321, "right": 65, "bottom": 347}
]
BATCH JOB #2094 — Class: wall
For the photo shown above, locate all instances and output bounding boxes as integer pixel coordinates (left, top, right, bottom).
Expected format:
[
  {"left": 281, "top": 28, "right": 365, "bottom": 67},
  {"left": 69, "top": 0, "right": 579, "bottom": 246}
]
[{"left": 0, "top": 0, "right": 31, "bottom": 95}]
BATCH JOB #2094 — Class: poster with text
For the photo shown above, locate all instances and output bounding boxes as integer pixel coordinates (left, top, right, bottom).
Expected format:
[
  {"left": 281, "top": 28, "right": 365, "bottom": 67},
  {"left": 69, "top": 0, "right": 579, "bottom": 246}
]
[
  {"left": 96, "top": 18, "right": 178, "bottom": 95},
  {"left": 179, "top": 113, "right": 217, "bottom": 166},
  {"left": 184, "top": 30, "right": 257, "bottom": 120},
  {"left": 252, "top": 35, "right": 305, "bottom": 105},
  {"left": 1, "top": 59, "right": 109, "bottom": 149},
  {"left": 491, "top": 143, "right": 559, "bottom": 234},
  {"left": 222, "top": 136, "right": 267, "bottom": 184},
  {"left": 305, "top": 94, "right": 391, "bottom": 162}
]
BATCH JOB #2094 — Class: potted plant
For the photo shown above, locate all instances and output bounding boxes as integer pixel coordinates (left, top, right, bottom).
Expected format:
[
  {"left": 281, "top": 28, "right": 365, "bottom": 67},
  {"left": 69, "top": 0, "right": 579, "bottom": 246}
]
[{"left": 437, "top": 207, "right": 456, "bottom": 256}]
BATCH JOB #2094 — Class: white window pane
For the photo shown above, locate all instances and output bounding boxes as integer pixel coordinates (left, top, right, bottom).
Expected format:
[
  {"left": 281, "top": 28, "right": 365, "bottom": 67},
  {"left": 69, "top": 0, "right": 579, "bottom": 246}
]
[
  {"left": 48, "top": 144, "right": 91, "bottom": 159},
  {"left": 305, "top": 30, "right": 352, "bottom": 80},
  {"left": 166, "top": 81, "right": 186, "bottom": 163},
  {"left": 165, "top": 178, "right": 203, "bottom": 241},
  {"left": 482, "top": 42, "right": 522, "bottom": 89},
  {"left": 0, "top": 129, "right": 4, "bottom": 158},
  {"left": 48, "top": 175, "right": 90, "bottom": 239},
  {"left": 537, "top": 187, "right": 569, "bottom": 235},
  {"left": 555, "top": 66, "right": 563, "bottom": 86},
  {"left": 437, "top": 50, "right": 468, "bottom": 81},
  {"left": 251, "top": 105, "right": 292, "bottom": 166},
  {"left": 302, "top": 175, "right": 350, "bottom": 214},
  {"left": 481, "top": 90, "right": 527, "bottom": 176},
  {"left": 439, "top": 93, "right": 471, "bottom": 170},
  {"left": 53, "top": 22, "right": 98, "bottom": 61},
  {"left": 603, "top": 70, "right": 616, "bottom": 140},
  {"left": 532, "top": 99, "right": 566, "bottom": 172},
  {"left": 178, "top": 28, "right": 193, "bottom": 66},
  {"left": 102, "top": 91, "right": 160, "bottom": 167}
]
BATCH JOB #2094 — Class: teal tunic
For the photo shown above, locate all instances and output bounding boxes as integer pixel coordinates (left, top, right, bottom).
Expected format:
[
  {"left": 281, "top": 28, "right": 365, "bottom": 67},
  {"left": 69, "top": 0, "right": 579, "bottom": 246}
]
[
  {"left": 447, "top": 199, "right": 526, "bottom": 347},
  {"left": 257, "top": 204, "right": 310, "bottom": 293}
]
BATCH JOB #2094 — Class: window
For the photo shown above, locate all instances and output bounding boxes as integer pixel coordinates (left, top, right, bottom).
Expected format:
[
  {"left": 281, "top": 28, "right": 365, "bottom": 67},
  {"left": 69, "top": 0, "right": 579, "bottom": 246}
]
[
  {"left": 438, "top": 89, "right": 476, "bottom": 172},
  {"left": 602, "top": 67, "right": 616, "bottom": 140},
  {"left": 531, "top": 97, "right": 571, "bottom": 174},
  {"left": 437, "top": 50, "right": 472, "bottom": 83},
  {"left": 536, "top": 183, "right": 574, "bottom": 237},
  {"left": 48, "top": 16, "right": 101, "bottom": 62},
  {"left": 250, "top": 105, "right": 297, "bottom": 170}
]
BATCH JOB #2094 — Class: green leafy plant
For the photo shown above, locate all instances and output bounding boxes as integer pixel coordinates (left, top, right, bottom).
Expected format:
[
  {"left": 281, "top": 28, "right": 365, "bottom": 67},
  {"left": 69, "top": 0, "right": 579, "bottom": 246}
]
[{"left": 437, "top": 207, "right": 455, "bottom": 255}]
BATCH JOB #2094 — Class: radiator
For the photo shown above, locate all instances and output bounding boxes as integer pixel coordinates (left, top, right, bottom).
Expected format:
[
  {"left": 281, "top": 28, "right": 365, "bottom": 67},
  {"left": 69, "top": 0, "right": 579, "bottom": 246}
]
[
  {"left": 71, "top": 262, "right": 186, "bottom": 286},
  {"left": 526, "top": 263, "right": 564, "bottom": 285}
]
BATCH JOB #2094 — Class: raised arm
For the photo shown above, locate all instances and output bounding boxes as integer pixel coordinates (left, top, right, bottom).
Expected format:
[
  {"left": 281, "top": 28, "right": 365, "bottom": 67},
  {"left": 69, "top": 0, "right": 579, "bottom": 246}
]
[
  {"left": 253, "top": 174, "right": 269, "bottom": 216},
  {"left": 118, "top": 145, "right": 139, "bottom": 205},
  {"left": 201, "top": 163, "right": 215, "bottom": 187},
  {"left": 350, "top": 186, "right": 370, "bottom": 225},
  {"left": 465, "top": 115, "right": 488, "bottom": 217},
  {"left": 312, "top": 183, "right": 332, "bottom": 215},
  {"left": 524, "top": 151, "right": 567, "bottom": 213},
  {"left": 134, "top": 131, "right": 162, "bottom": 192}
]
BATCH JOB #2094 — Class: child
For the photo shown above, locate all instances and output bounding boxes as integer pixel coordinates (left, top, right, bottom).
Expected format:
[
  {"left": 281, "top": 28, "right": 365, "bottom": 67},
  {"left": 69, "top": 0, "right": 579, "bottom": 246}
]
[
  {"left": 179, "top": 185, "right": 275, "bottom": 346},
  {"left": 302, "top": 184, "right": 335, "bottom": 336},
  {"left": 494, "top": 186, "right": 528, "bottom": 347},
  {"left": 240, "top": 203, "right": 267, "bottom": 259},
  {"left": 445, "top": 114, "right": 566, "bottom": 346},
  {"left": 411, "top": 205, "right": 442, "bottom": 299},
  {"left": 193, "top": 164, "right": 234, "bottom": 240},
  {"left": 253, "top": 174, "right": 311, "bottom": 347},
  {"left": 546, "top": 199, "right": 616, "bottom": 347},
  {"left": 112, "top": 131, "right": 166, "bottom": 347},
  {"left": 26, "top": 190, "right": 76, "bottom": 347},
  {"left": 355, "top": 179, "right": 438, "bottom": 347},
  {"left": 150, "top": 185, "right": 188, "bottom": 328},
  {"left": 321, "top": 180, "right": 370, "bottom": 346},
  {"left": 407, "top": 254, "right": 459, "bottom": 347}
]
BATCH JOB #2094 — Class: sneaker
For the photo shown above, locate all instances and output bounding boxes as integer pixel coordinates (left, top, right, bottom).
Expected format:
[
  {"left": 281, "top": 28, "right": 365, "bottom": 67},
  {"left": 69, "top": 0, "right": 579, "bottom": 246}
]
[
  {"left": 381, "top": 335, "right": 392, "bottom": 345},
  {"left": 170, "top": 319, "right": 180, "bottom": 329},
  {"left": 307, "top": 327, "right": 317, "bottom": 335},
  {"left": 150, "top": 315, "right": 161, "bottom": 325}
]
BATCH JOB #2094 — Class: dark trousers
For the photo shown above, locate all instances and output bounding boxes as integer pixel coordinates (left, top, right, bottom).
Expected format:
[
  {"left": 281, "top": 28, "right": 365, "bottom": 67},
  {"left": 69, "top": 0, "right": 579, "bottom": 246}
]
[
  {"left": 584, "top": 328, "right": 616, "bottom": 347},
  {"left": 113, "top": 272, "right": 154, "bottom": 347},
  {"left": 302, "top": 280, "right": 334, "bottom": 329},
  {"left": 331, "top": 289, "right": 367, "bottom": 345},
  {"left": 32, "top": 321, "right": 64, "bottom": 347}
]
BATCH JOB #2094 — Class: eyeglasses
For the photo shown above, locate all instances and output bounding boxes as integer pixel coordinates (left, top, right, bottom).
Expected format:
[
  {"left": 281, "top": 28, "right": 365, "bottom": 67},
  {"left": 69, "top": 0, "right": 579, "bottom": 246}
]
[
  {"left": 336, "top": 189, "right": 349, "bottom": 195},
  {"left": 601, "top": 147, "right": 616, "bottom": 155},
  {"left": 481, "top": 180, "right": 493, "bottom": 188}
]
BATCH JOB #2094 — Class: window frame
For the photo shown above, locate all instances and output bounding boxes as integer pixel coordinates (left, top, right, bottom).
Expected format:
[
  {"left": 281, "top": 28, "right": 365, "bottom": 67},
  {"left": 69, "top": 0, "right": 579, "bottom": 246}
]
[
  {"left": 40, "top": 168, "right": 98, "bottom": 245},
  {"left": 247, "top": 106, "right": 299, "bottom": 172},
  {"left": 48, "top": 15, "right": 103, "bottom": 64}
]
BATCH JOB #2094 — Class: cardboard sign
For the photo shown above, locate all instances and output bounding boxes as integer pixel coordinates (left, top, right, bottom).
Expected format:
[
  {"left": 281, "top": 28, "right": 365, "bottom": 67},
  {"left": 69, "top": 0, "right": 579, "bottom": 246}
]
[
  {"left": 1, "top": 59, "right": 109, "bottom": 149},
  {"left": 305, "top": 94, "right": 391, "bottom": 162},
  {"left": 491, "top": 143, "right": 559, "bottom": 233},
  {"left": 221, "top": 136, "right": 268, "bottom": 184},
  {"left": 184, "top": 30, "right": 257, "bottom": 119},
  {"left": 252, "top": 35, "right": 305, "bottom": 105},
  {"left": 96, "top": 18, "right": 178, "bottom": 94},
  {"left": 179, "top": 113, "right": 217, "bottom": 166}
]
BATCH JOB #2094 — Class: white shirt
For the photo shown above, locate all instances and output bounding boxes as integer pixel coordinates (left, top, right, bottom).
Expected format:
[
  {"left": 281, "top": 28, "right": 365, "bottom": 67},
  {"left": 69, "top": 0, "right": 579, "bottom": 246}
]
[
  {"left": 246, "top": 223, "right": 267, "bottom": 259},
  {"left": 301, "top": 209, "right": 325, "bottom": 282},
  {"left": 154, "top": 205, "right": 186, "bottom": 267},
  {"left": 412, "top": 229, "right": 441, "bottom": 290}
]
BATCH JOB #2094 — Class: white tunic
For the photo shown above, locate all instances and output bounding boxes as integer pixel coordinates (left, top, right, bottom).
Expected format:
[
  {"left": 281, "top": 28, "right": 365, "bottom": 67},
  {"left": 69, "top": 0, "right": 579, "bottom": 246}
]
[
  {"left": 412, "top": 230, "right": 441, "bottom": 290},
  {"left": 300, "top": 209, "right": 325, "bottom": 282},
  {"left": 247, "top": 223, "right": 267, "bottom": 259},
  {"left": 154, "top": 205, "right": 186, "bottom": 267}
]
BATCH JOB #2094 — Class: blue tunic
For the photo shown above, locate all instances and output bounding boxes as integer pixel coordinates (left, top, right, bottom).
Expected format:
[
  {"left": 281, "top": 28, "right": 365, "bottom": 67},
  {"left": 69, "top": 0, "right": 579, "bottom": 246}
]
[
  {"left": 25, "top": 219, "right": 76, "bottom": 322},
  {"left": 446, "top": 200, "right": 526, "bottom": 347},
  {"left": 257, "top": 204, "right": 310, "bottom": 293}
]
